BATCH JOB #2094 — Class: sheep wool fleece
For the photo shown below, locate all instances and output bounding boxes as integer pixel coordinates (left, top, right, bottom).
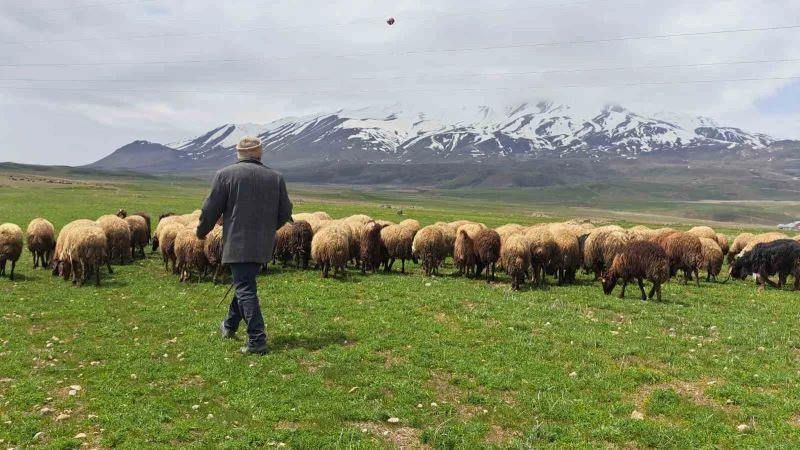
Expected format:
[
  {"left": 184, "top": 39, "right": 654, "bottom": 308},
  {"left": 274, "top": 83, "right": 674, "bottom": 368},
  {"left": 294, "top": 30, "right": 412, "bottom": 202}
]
[{"left": 197, "top": 160, "right": 293, "bottom": 264}]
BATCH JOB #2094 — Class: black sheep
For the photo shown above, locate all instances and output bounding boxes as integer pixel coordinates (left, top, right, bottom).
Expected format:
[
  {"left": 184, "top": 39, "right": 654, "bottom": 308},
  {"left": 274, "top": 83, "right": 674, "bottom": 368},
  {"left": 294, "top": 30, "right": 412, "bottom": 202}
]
[{"left": 729, "top": 239, "right": 800, "bottom": 290}]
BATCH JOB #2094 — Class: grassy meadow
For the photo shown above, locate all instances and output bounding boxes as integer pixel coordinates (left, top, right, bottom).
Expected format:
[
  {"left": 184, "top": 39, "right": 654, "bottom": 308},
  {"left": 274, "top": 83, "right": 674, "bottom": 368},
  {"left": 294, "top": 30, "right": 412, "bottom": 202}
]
[{"left": 1, "top": 169, "right": 800, "bottom": 449}]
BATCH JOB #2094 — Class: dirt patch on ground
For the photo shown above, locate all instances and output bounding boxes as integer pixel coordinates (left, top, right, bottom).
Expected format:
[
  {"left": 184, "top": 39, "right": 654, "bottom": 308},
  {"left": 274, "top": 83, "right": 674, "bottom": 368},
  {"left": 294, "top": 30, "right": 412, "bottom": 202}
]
[
  {"left": 378, "top": 350, "right": 405, "bottom": 369},
  {"left": 179, "top": 375, "right": 204, "bottom": 387},
  {"left": 426, "top": 371, "right": 484, "bottom": 419},
  {"left": 631, "top": 378, "right": 735, "bottom": 412},
  {"left": 616, "top": 355, "right": 668, "bottom": 372},
  {"left": 275, "top": 421, "right": 300, "bottom": 431},
  {"left": 354, "top": 421, "right": 429, "bottom": 449},
  {"left": 299, "top": 358, "right": 320, "bottom": 374},
  {"left": 788, "top": 415, "right": 800, "bottom": 427},
  {"left": 484, "top": 424, "right": 520, "bottom": 445}
]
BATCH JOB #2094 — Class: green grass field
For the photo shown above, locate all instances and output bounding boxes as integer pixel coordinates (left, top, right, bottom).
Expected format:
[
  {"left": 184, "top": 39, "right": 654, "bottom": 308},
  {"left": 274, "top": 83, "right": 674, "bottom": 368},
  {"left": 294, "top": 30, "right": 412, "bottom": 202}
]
[{"left": 1, "top": 171, "right": 800, "bottom": 449}]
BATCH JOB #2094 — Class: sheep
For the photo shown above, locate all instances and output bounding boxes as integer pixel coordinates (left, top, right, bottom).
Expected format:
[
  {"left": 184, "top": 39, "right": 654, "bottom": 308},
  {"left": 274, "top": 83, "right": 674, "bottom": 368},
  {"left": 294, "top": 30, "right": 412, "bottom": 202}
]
[
  {"left": 663, "top": 232, "right": 703, "bottom": 286},
  {"left": 449, "top": 220, "right": 474, "bottom": 230},
  {"left": 583, "top": 227, "right": 631, "bottom": 280},
  {"left": 343, "top": 219, "right": 365, "bottom": 267},
  {"left": 157, "top": 223, "right": 184, "bottom": 274},
  {"left": 117, "top": 209, "right": 151, "bottom": 241},
  {"left": 65, "top": 224, "right": 108, "bottom": 287},
  {"left": 728, "top": 232, "right": 755, "bottom": 265},
  {"left": 500, "top": 234, "right": 531, "bottom": 290},
  {"left": 204, "top": 225, "right": 226, "bottom": 284},
  {"left": 627, "top": 225, "right": 655, "bottom": 242},
  {"left": 699, "top": 237, "right": 724, "bottom": 282},
  {"left": 729, "top": 239, "right": 800, "bottom": 290},
  {"left": 412, "top": 225, "right": 447, "bottom": 277},
  {"left": 311, "top": 223, "right": 350, "bottom": 278},
  {"left": 600, "top": 240, "right": 669, "bottom": 301},
  {"left": 292, "top": 213, "right": 316, "bottom": 222},
  {"left": 312, "top": 211, "right": 333, "bottom": 221},
  {"left": 174, "top": 227, "right": 208, "bottom": 282},
  {"left": 344, "top": 214, "right": 373, "bottom": 224},
  {"left": 0, "top": 223, "right": 23, "bottom": 281},
  {"left": 454, "top": 228, "right": 477, "bottom": 277},
  {"left": 496, "top": 223, "right": 526, "bottom": 244},
  {"left": 52, "top": 219, "right": 98, "bottom": 279},
  {"left": 381, "top": 224, "right": 415, "bottom": 273},
  {"left": 548, "top": 224, "right": 582, "bottom": 285},
  {"left": 26, "top": 218, "right": 55, "bottom": 269},
  {"left": 687, "top": 226, "right": 717, "bottom": 241},
  {"left": 474, "top": 228, "right": 501, "bottom": 283},
  {"left": 273, "top": 220, "right": 313, "bottom": 269},
  {"left": 740, "top": 232, "right": 788, "bottom": 256},
  {"left": 398, "top": 219, "right": 421, "bottom": 236},
  {"left": 152, "top": 213, "right": 180, "bottom": 252},
  {"left": 715, "top": 233, "right": 730, "bottom": 256},
  {"left": 524, "top": 225, "right": 558, "bottom": 286},
  {"left": 360, "top": 221, "right": 386, "bottom": 274},
  {"left": 375, "top": 219, "right": 395, "bottom": 228},
  {"left": 433, "top": 222, "right": 457, "bottom": 258},
  {"left": 96, "top": 215, "right": 132, "bottom": 265},
  {"left": 125, "top": 215, "right": 149, "bottom": 259}
]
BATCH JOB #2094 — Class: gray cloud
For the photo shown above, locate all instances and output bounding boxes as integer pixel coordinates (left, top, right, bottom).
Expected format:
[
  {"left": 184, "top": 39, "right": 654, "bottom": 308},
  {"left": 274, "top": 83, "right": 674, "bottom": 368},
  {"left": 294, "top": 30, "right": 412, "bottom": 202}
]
[{"left": 1, "top": 0, "right": 799, "bottom": 165}]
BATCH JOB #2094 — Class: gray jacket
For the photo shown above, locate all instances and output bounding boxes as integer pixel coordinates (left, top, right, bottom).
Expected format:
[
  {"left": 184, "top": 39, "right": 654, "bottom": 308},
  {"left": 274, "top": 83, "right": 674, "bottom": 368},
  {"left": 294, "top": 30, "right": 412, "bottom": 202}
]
[{"left": 197, "top": 160, "right": 293, "bottom": 264}]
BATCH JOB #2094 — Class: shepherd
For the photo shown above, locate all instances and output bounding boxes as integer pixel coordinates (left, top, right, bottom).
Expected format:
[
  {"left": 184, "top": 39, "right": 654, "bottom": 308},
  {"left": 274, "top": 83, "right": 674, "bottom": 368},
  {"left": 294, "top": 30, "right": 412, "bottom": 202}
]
[{"left": 196, "top": 136, "right": 293, "bottom": 355}]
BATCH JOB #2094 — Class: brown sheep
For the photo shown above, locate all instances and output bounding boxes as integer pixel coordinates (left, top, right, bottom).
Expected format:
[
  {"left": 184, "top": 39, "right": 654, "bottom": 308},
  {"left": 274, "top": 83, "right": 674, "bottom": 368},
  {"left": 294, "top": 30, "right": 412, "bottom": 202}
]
[
  {"left": 728, "top": 232, "right": 755, "bottom": 265},
  {"left": 496, "top": 224, "right": 526, "bottom": 246},
  {"left": 583, "top": 228, "right": 631, "bottom": 280},
  {"left": 311, "top": 223, "right": 350, "bottom": 278},
  {"left": 549, "top": 224, "right": 581, "bottom": 285},
  {"left": 360, "top": 221, "right": 386, "bottom": 275},
  {"left": 474, "top": 229, "right": 501, "bottom": 283},
  {"left": 96, "top": 215, "right": 132, "bottom": 265},
  {"left": 663, "top": 232, "right": 703, "bottom": 286},
  {"left": 125, "top": 215, "right": 149, "bottom": 259},
  {"left": 699, "top": 237, "right": 724, "bottom": 282},
  {"left": 412, "top": 225, "right": 447, "bottom": 277},
  {"left": 501, "top": 234, "right": 531, "bottom": 290},
  {"left": 204, "top": 225, "right": 226, "bottom": 284},
  {"left": 157, "top": 223, "right": 184, "bottom": 274},
  {"left": 66, "top": 224, "right": 108, "bottom": 287},
  {"left": 524, "top": 225, "right": 557, "bottom": 286},
  {"left": 627, "top": 225, "right": 655, "bottom": 242},
  {"left": 152, "top": 214, "right": 182, "bottom": 252},
  {"left": 433, "top": 222, "right": 457, "bottom": 258},
  {"left": 0, "top": 223, "right": 23, "bottom": 281},
  {"left": 454, "top": 229, "right": 477, "bottom": 277},
  {"left": 600, "top": 240, "right": 669, "bottom": 301},
  {"left": 740, "top": 232, "right": 788, "bottom": 255},
  {"left": 274, "top": 220, "right": 313, "bottom": 269},
  {"left": 52, "top": 219, "right": 98, "bottom": 279},
  {"left": 715, "top": 233, "right": 730, "bottom": 256},
  {"left": 381, "top": 224, "right": 415, "bottom": 273},
  {"left": 117, "top": 209, "right": 151, "bottom": 241},
  {"left": 174, "top": 228, "right": 208, "bottom": 282},
  {"left": 687, "top": 226, "right": 717, "bottom": 241},
  {"left": 398, "top": 219, "right": 421, "bottom": 236},
  {"left": 26, "top": 218, "right": 55, "bottom": 269}
]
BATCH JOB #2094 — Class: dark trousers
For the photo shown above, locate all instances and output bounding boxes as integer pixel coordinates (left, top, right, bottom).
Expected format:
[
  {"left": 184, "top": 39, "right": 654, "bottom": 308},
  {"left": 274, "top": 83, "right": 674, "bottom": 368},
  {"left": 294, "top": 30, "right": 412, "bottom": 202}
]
[{"left": 223, "top": 263, "right": 267, "bottom": 347}]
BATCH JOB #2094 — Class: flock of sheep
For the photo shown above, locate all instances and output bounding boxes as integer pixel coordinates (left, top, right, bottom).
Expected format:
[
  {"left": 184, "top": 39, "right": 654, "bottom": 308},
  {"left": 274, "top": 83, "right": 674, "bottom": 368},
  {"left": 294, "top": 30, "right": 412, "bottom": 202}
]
[{"left": 1, "top": 208, "right": 799, "bottom": 297}]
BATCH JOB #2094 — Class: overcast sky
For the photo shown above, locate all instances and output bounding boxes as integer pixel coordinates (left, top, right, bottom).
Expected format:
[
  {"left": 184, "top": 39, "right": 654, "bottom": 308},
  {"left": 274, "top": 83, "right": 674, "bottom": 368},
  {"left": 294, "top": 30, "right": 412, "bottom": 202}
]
[{"left": 1, "top": 0, "right": 799, "bottom": 165}]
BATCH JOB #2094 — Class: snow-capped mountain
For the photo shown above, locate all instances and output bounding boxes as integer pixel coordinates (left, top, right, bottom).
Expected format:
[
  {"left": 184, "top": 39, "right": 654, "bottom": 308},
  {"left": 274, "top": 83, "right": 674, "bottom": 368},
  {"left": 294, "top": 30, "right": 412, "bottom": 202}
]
[{"left": 88, "top": 102, "right": 778, "bottom": 173}]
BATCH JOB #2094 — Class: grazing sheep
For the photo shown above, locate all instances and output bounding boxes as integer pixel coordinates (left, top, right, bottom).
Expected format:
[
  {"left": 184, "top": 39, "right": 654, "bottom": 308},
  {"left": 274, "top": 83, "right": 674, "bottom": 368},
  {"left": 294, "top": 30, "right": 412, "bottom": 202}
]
[
  {"left": 312, "top": 211, "right": 333, "bottom": 221},
  {"left": 292, "top": 213, "right": 316, "bottom": 222},
  {"left": 152, "top": 213, "right": 180, "bottom": 251},
  {"left": 730, "top": 239, "right": 800, "bottom": 290},
  {"left": 600, "top": 240, "right": 670, "bottom": 301},
  {"left": 715, "top": 233, "right": 730, "bottom": 256},
  {"left": 740, "top": 232, "right": 788, "bottom": 255},
  {"left": 0, "top": 223, "right": 23, "bottom": 280},
  {"left": 699, "top": 237, "right": 724, "bottom": 282},
  {"left": 474, "top": 229, "right": 501, "bottom": 282},
  {"left": 524, "top": 225, "right": 558, "bottom": 286},
  {"left": 344, "top": 214, "right": 373, "bottom": 224},
  {"left": 501, "top": 234, "right": 531, "bottom": 290},
  {"left": 454, "top": 228, "right": 477, "bottom": 277},
  {"left": 311, "top": 223, "right": 350, "bottom": 278},
  {"left": 157, "top": 223, "right": 184, "bottom": 274},
  {"left": 381, "top": 224, "right": 415, "bottom": 273},
  {"left": 627, "top": 225, "right": 655, "bottom": 242},
  {"left": 687, "top": 226, "right": 717, "bottom": 241},
  {"left": 343, "top": 219, "right": 365, "bottom": 267},
  {"left": 548, "top": 224, "right": 582, "bottom": 285},
  {"left": 375, "top": 219, "right": 395, "bottom": 228},
  {"left": 96, "top": 215, "right": 132, "bottom": 265},
  {"left": 132, "top": 212, "right": 152, "bottom": 241},
  {"left": 398, "top": 219, "right": 421, "bottom": 236},
  {"left": 663, "top": 232, "right": 703, "bottom": 286},
  {"left": 728, "top": 232, "right": 755, "bottom": 264},
  {"left": 449, "top": 220, "right": 474, "bottom": 230},
  {"left": 52, "top": 219, "right": 98, "bottom": 279},
  {"left": 274, "top": 220, "right": 313, "bottom": 269},
  {"left": 360, "top": 221, "right": 386, "bottom": 274},
  {"left": 66, "top": 224, "right": 108, "bottom": 287},
  {"left": 174, "top": 228, "right": 208, "bottom": 282},
  {"left": 433, "top": 222, "right": 457, "bottom": 258},
  {"left": 204, "top": 225, "right": 226, "bottom": 284},
  {"left": 125, "top": 215, "right": 149, "bottom": 259},
  {"left": 26, "top": 218, "right": 55, "bottom": 269},
  {"left": 583, "top": 227, "right": 631, "bottom": 280},
  {"left": 496, "top": 224, "right": 526, "bottom": 246},
  {"left": 412, "top": 225, "right": 447, "bottom": 277}
]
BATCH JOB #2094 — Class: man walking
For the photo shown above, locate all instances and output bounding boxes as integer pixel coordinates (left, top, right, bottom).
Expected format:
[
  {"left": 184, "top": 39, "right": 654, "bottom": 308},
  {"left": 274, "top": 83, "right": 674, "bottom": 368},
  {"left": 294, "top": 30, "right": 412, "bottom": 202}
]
[{"left": 196, "top": 136, "right": 293, "bottom": 355}]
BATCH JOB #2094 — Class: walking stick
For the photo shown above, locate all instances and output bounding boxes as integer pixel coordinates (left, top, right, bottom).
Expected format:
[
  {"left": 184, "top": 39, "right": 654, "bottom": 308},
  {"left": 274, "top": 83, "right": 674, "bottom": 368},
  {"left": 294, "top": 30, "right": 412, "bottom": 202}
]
[{"left": 217, "top": 282, "right": 234, "bottom": 307}]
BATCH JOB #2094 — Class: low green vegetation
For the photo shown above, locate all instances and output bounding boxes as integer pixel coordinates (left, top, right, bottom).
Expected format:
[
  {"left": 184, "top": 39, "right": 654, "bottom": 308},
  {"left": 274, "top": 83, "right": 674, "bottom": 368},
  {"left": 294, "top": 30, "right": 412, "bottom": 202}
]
[{"left": 1, "top": 170, "right": 799, "bottom": 449}]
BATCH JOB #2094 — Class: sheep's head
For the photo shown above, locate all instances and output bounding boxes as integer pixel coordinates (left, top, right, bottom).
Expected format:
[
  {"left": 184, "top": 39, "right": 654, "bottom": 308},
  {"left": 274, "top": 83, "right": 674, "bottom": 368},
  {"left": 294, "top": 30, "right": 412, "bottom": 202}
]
[
  {"left": 151, "top": 236, "right": 160, "bottom": 252},
  {"left": 729, "top": 255, "right": 751, "bottom": 280},
  {"left": 599, "top": 271, "right": 619, "bottom": 295},
  {"left": 116, "top": 208, "right": 127, "bottom": 218}
]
